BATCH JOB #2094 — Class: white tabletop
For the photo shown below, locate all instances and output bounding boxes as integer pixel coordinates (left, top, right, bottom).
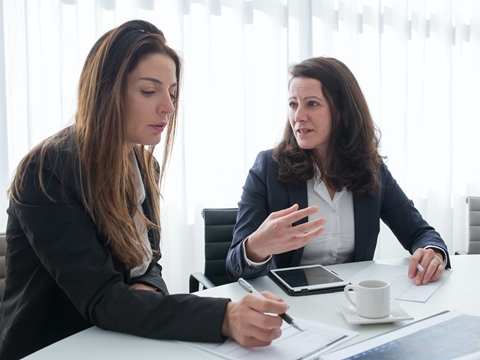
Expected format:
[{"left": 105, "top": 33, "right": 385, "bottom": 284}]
[{"left": 24, "top": 255, "right": 480, "bottom": 359}]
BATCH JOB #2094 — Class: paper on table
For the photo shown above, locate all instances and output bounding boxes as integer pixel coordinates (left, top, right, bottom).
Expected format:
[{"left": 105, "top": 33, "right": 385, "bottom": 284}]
[
  {"left": 183, "top": 317, "right": 358, "bottom": 360},
  {"left": 347, "top": 263, "right": 452, "bottom": 302}
]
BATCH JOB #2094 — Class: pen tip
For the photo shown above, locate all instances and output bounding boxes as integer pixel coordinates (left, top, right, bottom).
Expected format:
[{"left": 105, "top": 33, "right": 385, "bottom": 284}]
[{"left": 294, "top": 323, "right": 304, "bottom": 332}]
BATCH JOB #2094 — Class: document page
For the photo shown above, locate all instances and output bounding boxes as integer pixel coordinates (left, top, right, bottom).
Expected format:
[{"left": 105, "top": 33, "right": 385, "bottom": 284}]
[
  {"left": 321, "top": 310, "right": 480, "bottom": 360},
  {"left": 183, "top": 317, "right": 358, "bottom": 360},
  {"left": 347, "top": 263, "right": 452, "bottom": 302}
]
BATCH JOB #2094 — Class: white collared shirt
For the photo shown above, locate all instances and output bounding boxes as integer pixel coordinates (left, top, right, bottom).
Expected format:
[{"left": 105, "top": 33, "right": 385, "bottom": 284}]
[
  {"left": 299, "top": 174, "right": 355, "bottom": 266},
  {"left": 129, "top": 151, "right": 153, "bottom": 278}
]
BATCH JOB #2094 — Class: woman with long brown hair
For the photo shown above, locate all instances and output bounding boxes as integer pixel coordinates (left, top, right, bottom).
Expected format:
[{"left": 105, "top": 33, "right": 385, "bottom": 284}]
[
  {"left": 0, "top": 20, "right": 287, "bottom": 359},
  {"left": 227, "top": 57, "right": 449, "bottom": 284}
]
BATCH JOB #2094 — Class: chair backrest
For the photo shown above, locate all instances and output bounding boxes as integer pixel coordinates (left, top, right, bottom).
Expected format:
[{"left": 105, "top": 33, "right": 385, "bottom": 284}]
[
  {"left": 467, "top": 196, "right": 480, "bottom": 254},
  {"left": 0, "top": 233, "right": 6, "bottom": 299},
  {"left": 202, "top": 208, "right": 237, "bottom": 287}
]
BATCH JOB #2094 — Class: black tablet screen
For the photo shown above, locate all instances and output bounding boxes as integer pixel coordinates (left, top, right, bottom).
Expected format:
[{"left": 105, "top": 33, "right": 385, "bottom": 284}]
[{"left": 274, "top": 266, "right": 343, "bottom": 288}]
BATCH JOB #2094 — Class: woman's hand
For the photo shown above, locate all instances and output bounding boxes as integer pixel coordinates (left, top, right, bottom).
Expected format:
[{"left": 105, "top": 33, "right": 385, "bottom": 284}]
[
  {"left": 221, "top": 291, "right": 288, "bottom": 347},
  {"left": 408, "top": 248, "right": 445, "bottom": 286},
  {"left": 245, "top": 204, "right": 326, "bottom": 262}
]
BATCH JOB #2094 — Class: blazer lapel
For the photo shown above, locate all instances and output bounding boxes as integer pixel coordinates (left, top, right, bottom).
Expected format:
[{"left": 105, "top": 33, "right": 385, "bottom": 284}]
[{"left": 353, "top": 195, "right": 369, "bottom": 261}]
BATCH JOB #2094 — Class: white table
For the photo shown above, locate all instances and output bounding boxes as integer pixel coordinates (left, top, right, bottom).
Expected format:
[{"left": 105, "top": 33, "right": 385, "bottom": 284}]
[{"left": 24, "top": 255, "right": 480, "bottom": 359}]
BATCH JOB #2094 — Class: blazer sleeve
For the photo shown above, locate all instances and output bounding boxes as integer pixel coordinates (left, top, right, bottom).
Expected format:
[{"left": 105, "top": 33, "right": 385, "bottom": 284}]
[
  {"left": 226, "top": 150, "right": 297, "bottom": 280},
  {"left": 379, "top": 165, "right": 451, "bottom": 267},
  {"left": 12, "top": 152, "right": 230, "bottom": 343}
]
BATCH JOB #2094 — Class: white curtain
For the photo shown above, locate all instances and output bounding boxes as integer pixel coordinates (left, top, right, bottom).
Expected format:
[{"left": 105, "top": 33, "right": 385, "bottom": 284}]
[{"left": 1, "top": 0, "right": 479, "bottom": 294}]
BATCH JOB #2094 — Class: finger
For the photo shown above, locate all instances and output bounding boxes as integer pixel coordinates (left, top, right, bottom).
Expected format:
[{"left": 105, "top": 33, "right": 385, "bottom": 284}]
[
  {"left": 289, "top": 217, "right": 326, "bottom": 236},
  {"left": 248, "top": 323, "right": 282, "bottom": 342},
  {"left": 245, "top": 293, "right": 289, "bottom": 316},
  {"left": 235, "top": 327, "right": 282, "bottom": 347},
  {"left": 260, "top": 291, "right": 286, "bottom": 303},
  {"left": 408, "top": 251, "right": 423, "bottom": 279},
  {"left": 287, "top": 225, "right": 326, "bottom": 249},
  {"left": 269, "top": 204, "right": 299, "bottom": 219},
  {"left": 282, "top": 206, "right": 319, "bottom": 225},
  {"left": 424, "top": 262, "right": 445, "bottom": 284}
]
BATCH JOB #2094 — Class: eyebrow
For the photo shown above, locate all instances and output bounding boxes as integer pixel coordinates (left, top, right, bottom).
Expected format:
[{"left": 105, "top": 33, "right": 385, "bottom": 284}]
[
  {"left": 139, "top": 77, "right": 177, "bottom": 88},
  {"left": 288, "top": 95, "right": 323, "bottom": 101}
]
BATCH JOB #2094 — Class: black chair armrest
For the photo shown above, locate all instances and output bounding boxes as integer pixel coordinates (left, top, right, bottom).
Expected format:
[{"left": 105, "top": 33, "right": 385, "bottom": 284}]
[
  {"left": 189, "top": 272, "right": 215, "bottom": 293},
  {"left": 454, "top": 250, "right": 468, "bottom": 255}
]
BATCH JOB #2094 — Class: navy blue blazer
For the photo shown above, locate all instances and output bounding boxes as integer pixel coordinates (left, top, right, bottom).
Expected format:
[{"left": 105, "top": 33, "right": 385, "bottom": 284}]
[{"left": 226, "top": 149, "right": 450, "bottom": 280}]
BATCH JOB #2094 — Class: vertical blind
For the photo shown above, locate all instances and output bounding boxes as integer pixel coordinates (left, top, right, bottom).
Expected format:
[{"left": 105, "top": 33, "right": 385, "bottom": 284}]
[{"left": 1, "top": 0, "right": 479, "bottom": 293}]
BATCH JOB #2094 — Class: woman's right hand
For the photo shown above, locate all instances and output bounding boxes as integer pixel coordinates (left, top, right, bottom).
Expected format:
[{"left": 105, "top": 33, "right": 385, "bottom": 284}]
[
  {"left": 245, "top": 204, "right": 326, "bottom": 262},
  {"left": 221, "top": 291, "right": 288, "bottom": 347}
]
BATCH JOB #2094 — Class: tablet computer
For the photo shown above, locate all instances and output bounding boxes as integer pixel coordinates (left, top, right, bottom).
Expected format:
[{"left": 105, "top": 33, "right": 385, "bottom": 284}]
[{"left": 269, "top": 264, "right": 349, "bottom": 294}]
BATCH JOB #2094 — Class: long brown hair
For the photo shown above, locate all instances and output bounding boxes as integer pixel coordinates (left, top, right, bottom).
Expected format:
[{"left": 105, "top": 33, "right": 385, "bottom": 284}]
[
  {"left": 9, "top": 20, "right": 181, "bottom": 269},
  {"left": 274, "top": 57, "right": 383, "bottom": 196}
]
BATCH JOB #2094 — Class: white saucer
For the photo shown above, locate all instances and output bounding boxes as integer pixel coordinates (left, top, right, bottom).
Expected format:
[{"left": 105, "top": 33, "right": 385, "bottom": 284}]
[{"left": 337, "top": 300, "right": 413, "bottom": 325}]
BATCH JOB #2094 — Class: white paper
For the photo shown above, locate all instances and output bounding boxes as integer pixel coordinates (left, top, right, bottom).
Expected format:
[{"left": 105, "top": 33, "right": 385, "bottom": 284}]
[
  {"left": 346, "top": 263, "right": 452, "bottom": 302},
  {"left": 183, "top": 317, "right": 358, "bottom": 360}
]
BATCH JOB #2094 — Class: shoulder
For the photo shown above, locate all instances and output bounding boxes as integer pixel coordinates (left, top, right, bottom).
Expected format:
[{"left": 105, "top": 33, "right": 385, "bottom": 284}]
[
  {"left": 378, "top": 163, "right": 395, "bottom": 185},
  {"left": 249, "top": 149, "right": 278, "bottom": 174},
  {"left": 21, "top": 127, "right": 80, "bottom": 193},
  {"left": 253, "top": 149, "right": 276, "bottom": 166},
  {"left": 36, "top": 127, "right": 78, "bottom": 176}
]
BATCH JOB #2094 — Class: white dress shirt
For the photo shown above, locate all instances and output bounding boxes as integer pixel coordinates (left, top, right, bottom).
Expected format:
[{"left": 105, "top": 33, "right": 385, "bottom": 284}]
[{"left": 300, "top": 174, "right": 355, "bottom": 266}]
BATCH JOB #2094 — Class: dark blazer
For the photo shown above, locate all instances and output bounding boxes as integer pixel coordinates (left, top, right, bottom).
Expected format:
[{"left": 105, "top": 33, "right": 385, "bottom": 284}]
[
  {"left": 0, "top": 128, "right": 229, "bottom": 360},
  {"left": 226, "top": 150, "right": 450, "bottom": 280}
]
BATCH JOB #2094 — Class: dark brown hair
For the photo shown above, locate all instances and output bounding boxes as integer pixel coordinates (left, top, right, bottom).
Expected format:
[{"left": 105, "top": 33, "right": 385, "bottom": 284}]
[
  {"left": 273, "top": 57, "right": 383, "bottom": 196},
  {"left": 9, "top": 20, "right": 181, "bottom": 269}
]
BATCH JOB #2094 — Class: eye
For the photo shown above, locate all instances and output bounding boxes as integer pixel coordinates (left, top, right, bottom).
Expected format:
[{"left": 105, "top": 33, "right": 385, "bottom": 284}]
[
  {"left": 289, "top": 101, "right": 298, "bottom": 109},
  {"left": 169, "top": 92, "right": 176, "bottom": 101},
  {"left": 308, "top": 101, "right": 319, "bottom": 107},
  {"left": 141, "top": 90, "right": 155, "bottom": 96}
]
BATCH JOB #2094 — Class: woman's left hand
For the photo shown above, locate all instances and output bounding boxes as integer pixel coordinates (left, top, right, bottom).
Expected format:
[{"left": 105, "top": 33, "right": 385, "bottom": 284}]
[{"left": 408, "top": 248, "right": 445, "bottom": 286}]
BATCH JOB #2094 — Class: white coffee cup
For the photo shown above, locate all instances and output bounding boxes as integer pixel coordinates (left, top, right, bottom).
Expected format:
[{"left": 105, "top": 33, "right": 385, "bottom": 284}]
[{"left": 344, "top": 279, "right": 390, "bottom": 318}]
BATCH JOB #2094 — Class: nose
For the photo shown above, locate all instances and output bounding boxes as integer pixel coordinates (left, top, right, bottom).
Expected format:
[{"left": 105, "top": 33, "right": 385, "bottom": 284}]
[
  {"left": 293, "top": 105, "right": 306, "bottom": 123},
  {"left": 158, "top": 93, "right": 175, "bottom": 115}
]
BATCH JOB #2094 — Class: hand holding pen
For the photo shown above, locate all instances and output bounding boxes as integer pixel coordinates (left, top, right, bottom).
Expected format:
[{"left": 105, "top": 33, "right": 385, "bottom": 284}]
[
  {"left": 408, "top": 248, "right": 446, "bottom": 286},
  {"left": 238, "top": 278, "right": 303, "bottom": 332}
]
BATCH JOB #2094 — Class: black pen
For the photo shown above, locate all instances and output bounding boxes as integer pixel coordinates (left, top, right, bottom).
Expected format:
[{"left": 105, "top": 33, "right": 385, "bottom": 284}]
[{"left": 238, "top": 277, "right": 303, "bottom": 332}]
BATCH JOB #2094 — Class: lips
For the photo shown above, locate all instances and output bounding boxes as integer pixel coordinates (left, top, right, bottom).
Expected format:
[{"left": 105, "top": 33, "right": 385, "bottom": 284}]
[
  {"left": 151, "top": 122, "right": 167, "bottom": 133},
  {"left": 297, "top": 128, "right": 312, "bottom": 134}
]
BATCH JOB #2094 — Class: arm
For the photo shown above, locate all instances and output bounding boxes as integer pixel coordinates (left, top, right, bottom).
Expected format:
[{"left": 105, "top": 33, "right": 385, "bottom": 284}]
[
  {"left": 379, "top": 165, "right": 450, "bottom": 283},
  {"left": 226, "top": 151, "right": 324, "bottom": 280},
  {"left": 14, "top": 156, "right": 229, "bottom": 343},
  {"left": 226, "top": 151, "right": 274, "bottom": 280}
]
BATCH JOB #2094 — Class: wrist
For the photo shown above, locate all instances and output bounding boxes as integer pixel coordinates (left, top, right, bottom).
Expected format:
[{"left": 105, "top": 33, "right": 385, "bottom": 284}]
[
  {"left": 221, "top": 301, "right": 233, "bottom": 338},
  {"left": 245, "top": 236, "right": 269, "bottom": 262}
]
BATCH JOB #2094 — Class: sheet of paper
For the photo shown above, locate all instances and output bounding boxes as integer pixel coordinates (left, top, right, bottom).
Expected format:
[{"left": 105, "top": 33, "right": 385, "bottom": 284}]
[
  {"left": 347, "top": 263, "right": 452, "bottom": 302},
  {"left": 321, "top": 310, "right": 480, "bottom": 360},
  {"left": 182, "top": 317, "right": 358, "bottom": 360}
]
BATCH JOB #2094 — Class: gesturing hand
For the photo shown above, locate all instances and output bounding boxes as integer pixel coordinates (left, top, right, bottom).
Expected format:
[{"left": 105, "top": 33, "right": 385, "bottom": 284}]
[{"left": 245, "top": 204, "right": 326, "bottom": 262}]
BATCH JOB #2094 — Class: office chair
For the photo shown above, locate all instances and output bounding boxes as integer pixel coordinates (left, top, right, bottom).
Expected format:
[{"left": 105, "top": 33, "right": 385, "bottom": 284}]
[
  {"left": 455, "top": 196, "right": 480, "bottom": 255},
  {"left": 0, "top": 233, "right": 6, "bottom": 300},
  {"left": 189, "top": 208, "right": 237, "bottom": 293}
]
